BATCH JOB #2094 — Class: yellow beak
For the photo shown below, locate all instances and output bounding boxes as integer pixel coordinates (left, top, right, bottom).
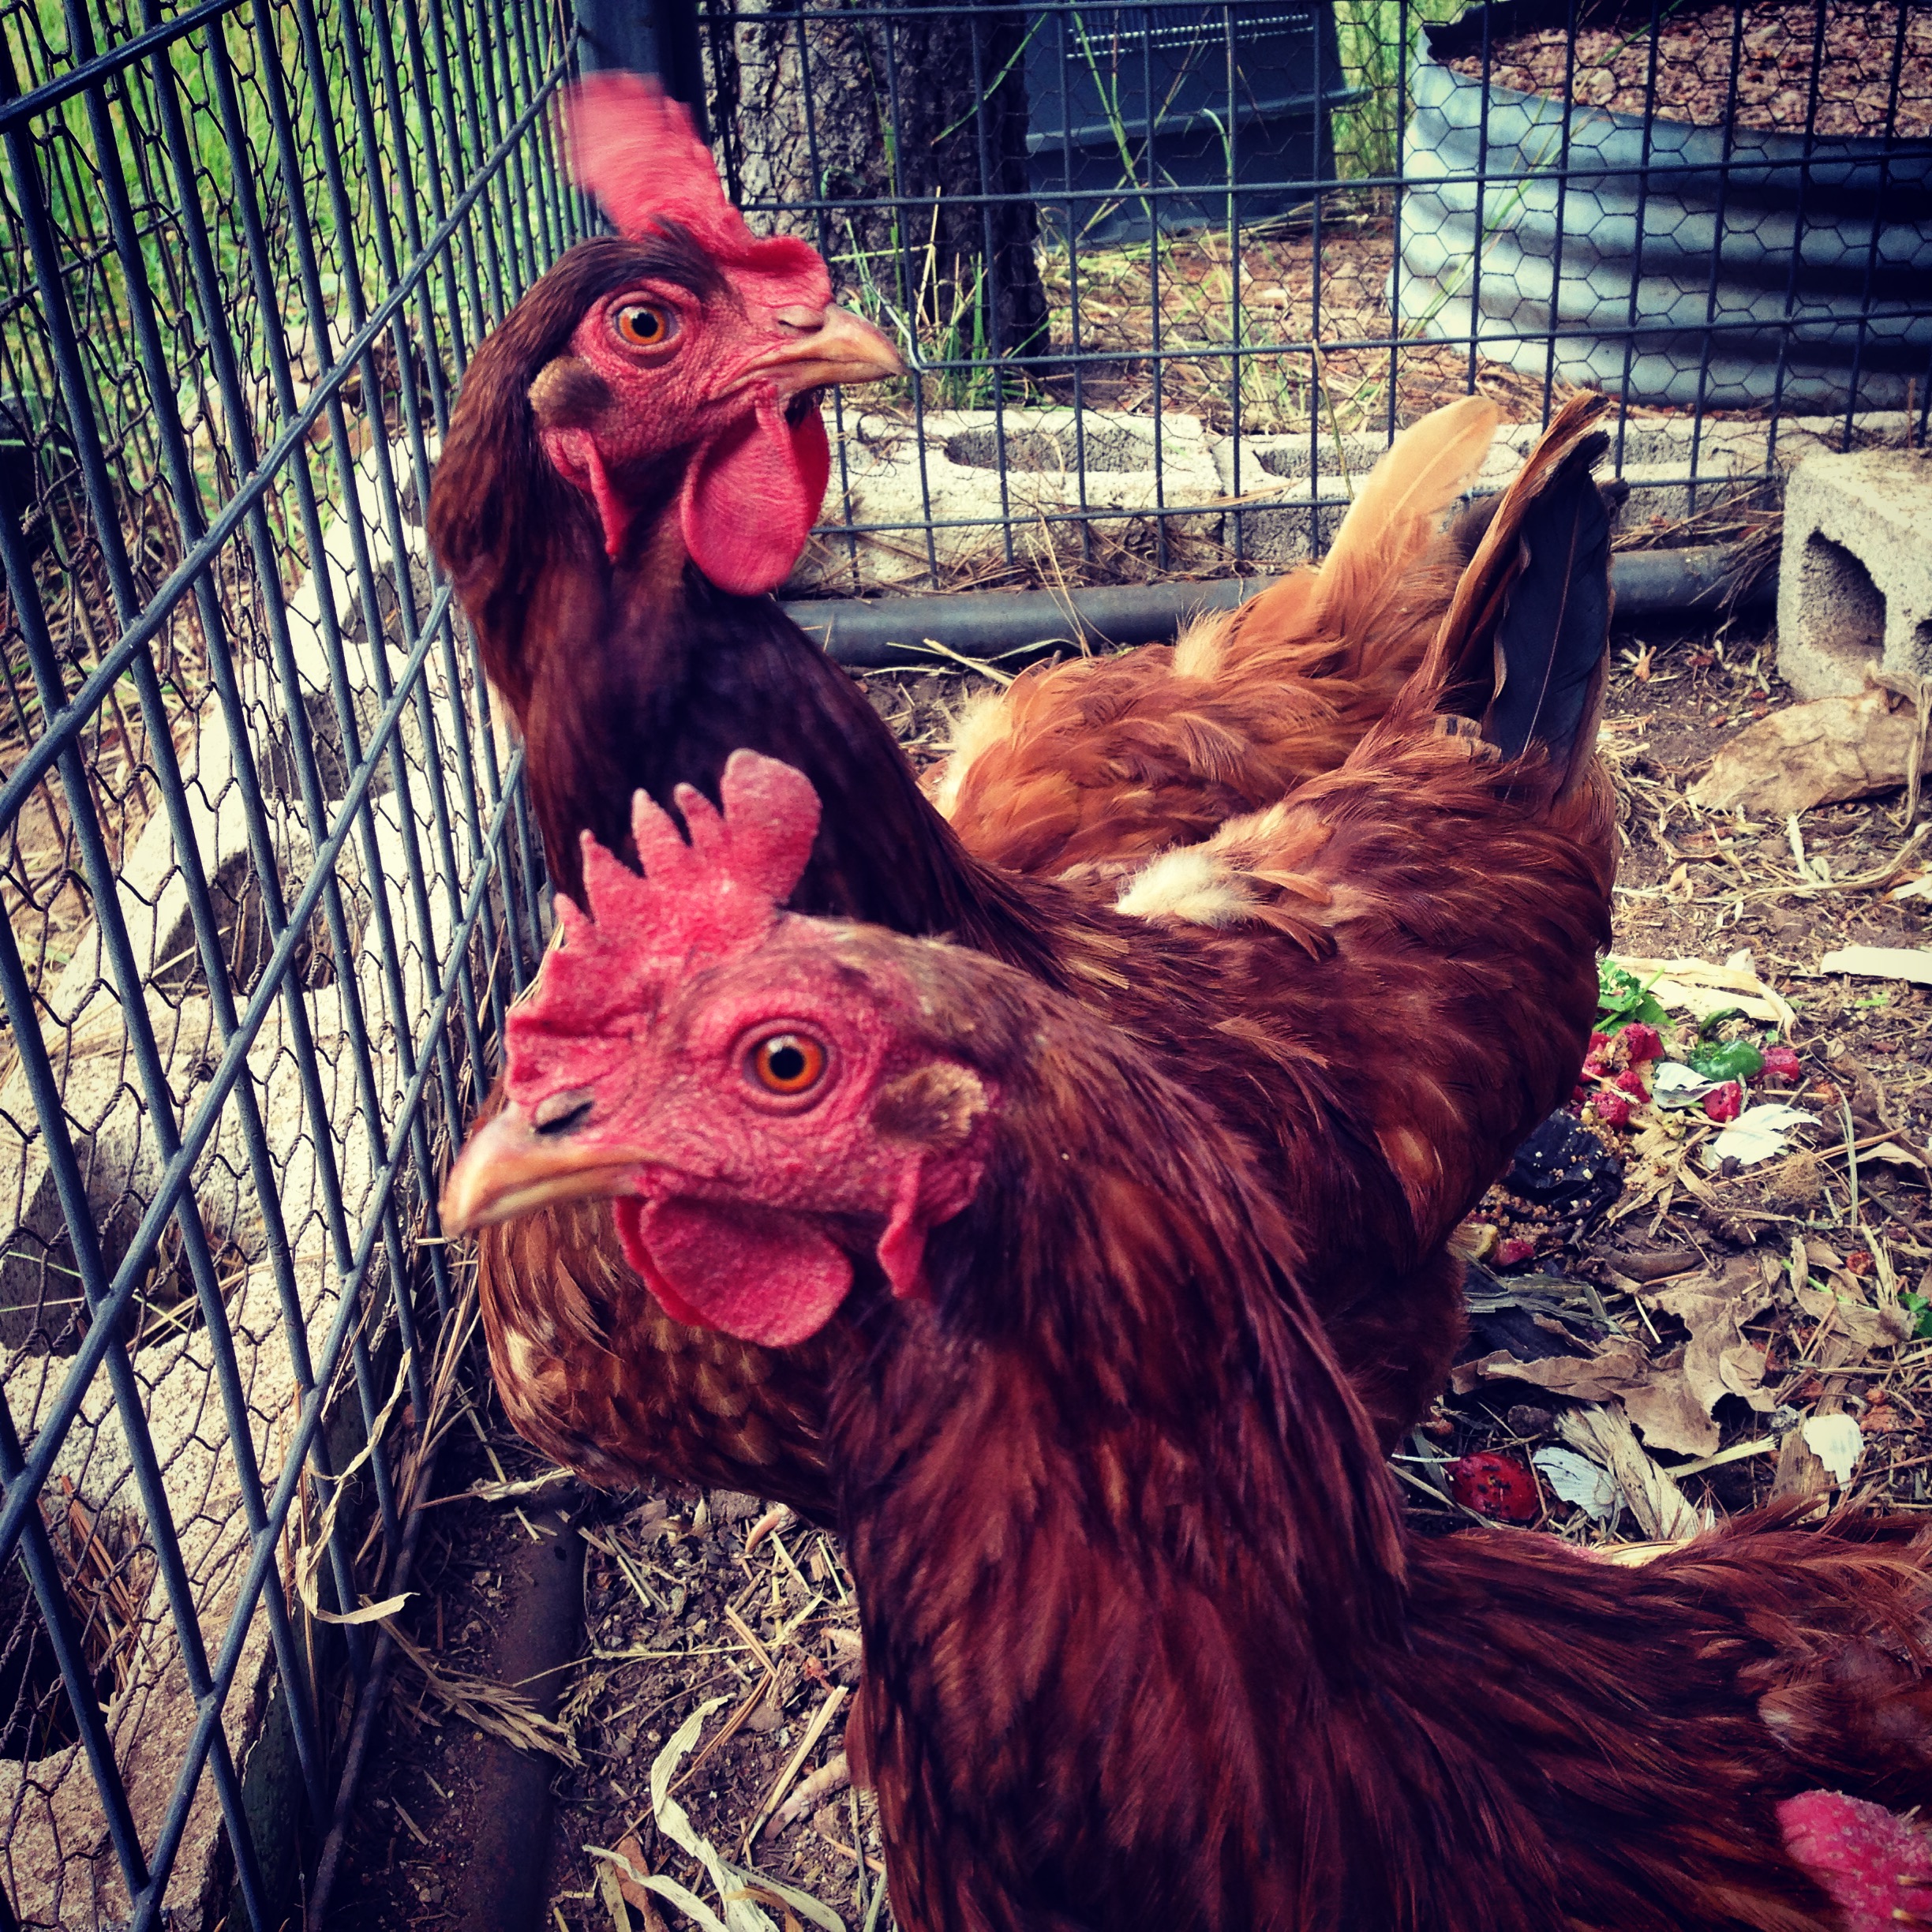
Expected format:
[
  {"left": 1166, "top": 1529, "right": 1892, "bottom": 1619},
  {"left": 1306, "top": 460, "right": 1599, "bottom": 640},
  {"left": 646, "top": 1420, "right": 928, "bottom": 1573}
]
[
  {"left": 440, "top": 1107, "right": 648, "bottom": 1234},
  {"left": 751, "top": 303, "right": 904, "bottom": 398}
]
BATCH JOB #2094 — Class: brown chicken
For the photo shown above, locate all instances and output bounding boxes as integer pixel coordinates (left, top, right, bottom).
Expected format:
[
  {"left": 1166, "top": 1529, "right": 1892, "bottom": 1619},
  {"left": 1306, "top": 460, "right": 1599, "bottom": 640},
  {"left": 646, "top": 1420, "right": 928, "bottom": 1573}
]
[
  {"left": 430, "top": 75, "right": 1615, "bottom": 1515},
  {"left": 440, "top": 749, "right": 1932, "bottom": 1932}
]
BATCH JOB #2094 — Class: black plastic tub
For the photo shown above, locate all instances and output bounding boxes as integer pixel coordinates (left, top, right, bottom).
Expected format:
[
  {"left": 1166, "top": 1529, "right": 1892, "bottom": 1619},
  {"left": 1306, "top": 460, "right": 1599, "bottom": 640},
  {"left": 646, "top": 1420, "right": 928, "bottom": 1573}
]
[
  {"left": 1024, "top": 2, "right": 1354, "bottom": 244},
  {"left": 1395, "top": 0, "right": 1932, "bottom": 410}
]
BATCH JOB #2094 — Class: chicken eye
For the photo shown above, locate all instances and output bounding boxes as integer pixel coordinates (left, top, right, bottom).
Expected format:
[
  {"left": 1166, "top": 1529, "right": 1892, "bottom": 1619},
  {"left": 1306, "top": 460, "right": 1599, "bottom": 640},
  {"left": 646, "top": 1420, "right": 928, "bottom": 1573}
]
[
  {"left": 745, "top": 1031, "right": 828, "bottom": 1098},
  {"left": 612, "top": 302, "right": 677, "bottom": 350}
]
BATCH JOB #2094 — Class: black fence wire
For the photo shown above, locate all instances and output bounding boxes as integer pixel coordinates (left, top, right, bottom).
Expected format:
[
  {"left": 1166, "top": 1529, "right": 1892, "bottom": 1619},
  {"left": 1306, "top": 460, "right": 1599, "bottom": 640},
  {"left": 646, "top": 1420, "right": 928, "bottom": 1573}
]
[
  {"left": 705, "top": 0, "right": 1932, "bottom": 601},
  {"left": 0, "top": 2, "right": 582, "bottom": 1925},
  {"left": 0, "top": 0, "right": 1929, "bottom": 1925}
]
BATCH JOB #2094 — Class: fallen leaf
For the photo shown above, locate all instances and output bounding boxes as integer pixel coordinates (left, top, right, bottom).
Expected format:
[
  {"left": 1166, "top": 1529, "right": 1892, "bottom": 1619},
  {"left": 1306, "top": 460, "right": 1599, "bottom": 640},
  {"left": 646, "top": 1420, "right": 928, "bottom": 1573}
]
[
  {"left": 591, "top": 1840, "right": 670, "bottom": 1932},
  {"left": 1532, "top": 1445, "right": 1622, "bottom": 1522},
  {"left": 1651, "top": 1256, "right": 1780, "bottom": 1421},
  {"left": 1556, "top": 1403, "right": 1708, "bottom": 1539},
  {"left": 1688, "top": 688, "right": 1923, "bottom": 816},
  {"left": 1817, "top": 944, "right": 1932, "bottom": 988},
  {"left": 1793, "top": 1275, "right": 1910, "bottom": 1354},
  {"left": 1703, "top": 1103, "right": 1816, "bottom": 1170},
  {"left": 1455, "top": 1335, "right": 1724, "bottom": 1457},
  {"left": 1890, "top": 871, "right": 1932, "bottom": 904},
  {"left": 1799, "top": 1413, "right": 1865, "bottom": 1485},
  {"left": 1609, "top": 952, "right": 1795, "bottom": 1031},
  {"left": 1862, "top": 1140, "right": 1927, "bottom": 1170},
  {"left": 1608, "top": 1111, "right": 1718, "bottom": 1226}
]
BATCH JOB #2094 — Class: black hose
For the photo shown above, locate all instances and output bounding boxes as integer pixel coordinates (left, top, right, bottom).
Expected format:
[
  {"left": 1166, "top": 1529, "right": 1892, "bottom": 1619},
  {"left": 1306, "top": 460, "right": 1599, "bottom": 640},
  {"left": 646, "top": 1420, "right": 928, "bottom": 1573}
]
[{"left": 782, "top": 541, "right": 1773, "bottom": 671}]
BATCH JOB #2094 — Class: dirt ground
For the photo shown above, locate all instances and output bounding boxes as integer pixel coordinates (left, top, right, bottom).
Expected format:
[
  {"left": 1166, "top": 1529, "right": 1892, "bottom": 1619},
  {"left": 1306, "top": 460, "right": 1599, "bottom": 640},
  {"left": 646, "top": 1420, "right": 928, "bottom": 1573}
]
[
  {"left": 330, "top": 602, "right": 1930, "bottom": 1932},
  {"left": 1447, "top": 0, "right": 1932, "bottom": 141}
]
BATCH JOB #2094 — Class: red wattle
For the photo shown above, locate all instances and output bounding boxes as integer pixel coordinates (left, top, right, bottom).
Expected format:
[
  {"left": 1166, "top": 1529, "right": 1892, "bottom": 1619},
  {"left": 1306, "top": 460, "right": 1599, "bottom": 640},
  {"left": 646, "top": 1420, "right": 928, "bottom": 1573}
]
[
  {"left": 680, "top": 392, "right": 828, "bottom": 597},
  {"left": 612, "top": 1193, "right": 854, "bottom": 1347}
]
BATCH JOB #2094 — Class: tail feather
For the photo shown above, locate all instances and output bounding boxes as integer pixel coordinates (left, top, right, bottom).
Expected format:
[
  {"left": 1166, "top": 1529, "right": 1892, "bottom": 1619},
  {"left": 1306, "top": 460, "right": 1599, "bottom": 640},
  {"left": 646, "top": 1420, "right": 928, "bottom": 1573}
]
[
  {"left": 1312, "top": 395, "right": 1503, "bottom": 632},
  {"left": 1420, "top": 393, "right": 1615, "bottom": 797},
  {"left": 1222, "top": 395, "right": 1502, "bottom": 668}
]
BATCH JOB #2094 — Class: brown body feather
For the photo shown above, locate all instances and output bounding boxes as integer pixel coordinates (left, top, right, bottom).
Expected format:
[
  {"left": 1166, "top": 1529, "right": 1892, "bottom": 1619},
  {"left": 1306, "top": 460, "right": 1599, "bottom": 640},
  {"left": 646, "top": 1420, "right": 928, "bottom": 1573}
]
[
  {"left": 433, "top": 268, "right": 1613, "bottom": 1517},
  {"left": 823, "top": 940, "right": 1930, "bottom": 1932}
]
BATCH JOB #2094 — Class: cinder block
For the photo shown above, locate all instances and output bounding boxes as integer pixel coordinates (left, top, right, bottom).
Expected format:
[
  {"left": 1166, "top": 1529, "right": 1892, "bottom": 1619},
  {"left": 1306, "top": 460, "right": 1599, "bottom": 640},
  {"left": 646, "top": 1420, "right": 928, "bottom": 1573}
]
[{"left": 1777, "top": 450, "right": 1932, "bottom": 700}]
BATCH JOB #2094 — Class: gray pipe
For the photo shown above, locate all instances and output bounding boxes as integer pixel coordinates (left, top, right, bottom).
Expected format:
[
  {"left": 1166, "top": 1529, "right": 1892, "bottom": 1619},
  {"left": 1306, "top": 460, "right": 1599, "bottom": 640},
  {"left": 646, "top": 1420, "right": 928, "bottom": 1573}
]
[{"left": 783, "top": 542, "right": 1773, "bottom": 670}]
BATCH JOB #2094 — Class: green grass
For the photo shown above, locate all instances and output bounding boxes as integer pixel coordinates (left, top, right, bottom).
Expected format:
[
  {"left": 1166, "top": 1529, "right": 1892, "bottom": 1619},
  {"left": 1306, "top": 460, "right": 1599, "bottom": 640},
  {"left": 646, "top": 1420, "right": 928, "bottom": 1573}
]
[
  {"left": 1331, "top": 0, "right": 1470, "bottom": 182},
  {"left": 2, "top": 0, "right": 573, "bottom": 558}
]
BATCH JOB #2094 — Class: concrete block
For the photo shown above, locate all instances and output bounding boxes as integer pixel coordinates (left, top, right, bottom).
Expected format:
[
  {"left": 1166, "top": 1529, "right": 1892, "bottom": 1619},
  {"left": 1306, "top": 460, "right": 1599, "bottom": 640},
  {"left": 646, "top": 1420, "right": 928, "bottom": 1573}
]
[
  {"left": 1210, "top": 432, "right": 1368, "bottom": 567},
  {"left": 1777, "top": 449, "right": 1932, "bottom": 700},
  {"left": 800, "top": 408, "right": 1224, "bottom": 592}
]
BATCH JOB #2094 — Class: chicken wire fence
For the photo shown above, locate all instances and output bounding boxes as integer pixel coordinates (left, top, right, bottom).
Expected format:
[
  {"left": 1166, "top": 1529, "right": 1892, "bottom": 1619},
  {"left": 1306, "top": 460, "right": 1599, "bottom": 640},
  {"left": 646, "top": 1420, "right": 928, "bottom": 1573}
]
[
  {"left": 1, "top": 0, "right": 1929, "bottom": 1924},
  {"left": 0, "top": 2, "right": 586, "bottom": 1926},
  {"left": 698, "top": 0, "right": 1932, "bottom": 600}
]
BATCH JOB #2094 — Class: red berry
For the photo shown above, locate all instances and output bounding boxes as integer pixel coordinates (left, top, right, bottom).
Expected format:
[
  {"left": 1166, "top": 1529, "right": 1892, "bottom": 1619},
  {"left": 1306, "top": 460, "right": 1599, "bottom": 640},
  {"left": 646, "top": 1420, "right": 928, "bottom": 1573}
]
[
  {"left": 1590, "top": 1093, "right": 1634, "bottom": 1129},
  {"left": 1494, "top": 1236, "right": 1538, "bottom": 1268},
  {"left": 1587, "top": 1031, "right": 1611, "bottom": 1058},
  {"left": 1614, "top": 1069, "right": 1649, "bottom": 1099},
  {"left": 1760, "top": 1044, "right": 1802, "bottom": 1082},
  {"left": 1702, "top": 1080, "right": 1744, "bottom": 1123},
  {"left": 1446, "top": 1451, "right": 1540, "bottom": 1523},
  {"left": 1619, "top": 1023, "right": 1664, "bottom": 1066}
]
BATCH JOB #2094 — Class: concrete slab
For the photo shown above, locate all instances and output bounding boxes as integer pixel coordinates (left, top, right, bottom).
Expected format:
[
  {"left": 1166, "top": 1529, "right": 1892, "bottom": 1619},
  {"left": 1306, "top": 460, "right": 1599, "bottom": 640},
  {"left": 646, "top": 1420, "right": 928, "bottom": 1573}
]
[
  {"left": 799, "top": 403, "right": 1920, "bottom": 597},
  {"left": 1777, "top": 449, "right": 1932, "bottom": 700}
]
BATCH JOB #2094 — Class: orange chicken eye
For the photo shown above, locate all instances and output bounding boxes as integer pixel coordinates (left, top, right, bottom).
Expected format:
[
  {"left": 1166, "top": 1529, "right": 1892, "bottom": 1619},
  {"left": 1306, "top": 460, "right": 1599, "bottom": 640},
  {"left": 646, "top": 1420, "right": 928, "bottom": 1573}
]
[
  {"left": 613, "top": 302, "right": 677, "bottom": 349},
  {"left": 746, "top": 1032, "right": 828, "bottom": 1098}
]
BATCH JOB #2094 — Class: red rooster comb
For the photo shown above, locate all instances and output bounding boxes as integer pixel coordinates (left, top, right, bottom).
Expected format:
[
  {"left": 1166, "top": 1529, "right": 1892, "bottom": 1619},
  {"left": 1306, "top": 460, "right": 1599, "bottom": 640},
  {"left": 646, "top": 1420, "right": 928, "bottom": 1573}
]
[
  {"left": 506, "top": 751, "right": 822, "bottom": 1081},
  {"left": 562, "top": 72, "right": 828, "bottom": 308}
]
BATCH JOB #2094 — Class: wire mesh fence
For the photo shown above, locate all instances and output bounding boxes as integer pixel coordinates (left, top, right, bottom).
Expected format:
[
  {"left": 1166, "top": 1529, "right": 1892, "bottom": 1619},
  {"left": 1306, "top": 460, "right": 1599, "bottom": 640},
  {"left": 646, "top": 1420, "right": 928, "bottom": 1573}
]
[
  {"left": 0, "top": 2, "right": 583, "bottom": 1923},
  {"left": 699, "top": 0, "right": 1932, "bottom": 602},
  {"left": 1, "top": 0, "right": 1929, "bottom": 1925}
]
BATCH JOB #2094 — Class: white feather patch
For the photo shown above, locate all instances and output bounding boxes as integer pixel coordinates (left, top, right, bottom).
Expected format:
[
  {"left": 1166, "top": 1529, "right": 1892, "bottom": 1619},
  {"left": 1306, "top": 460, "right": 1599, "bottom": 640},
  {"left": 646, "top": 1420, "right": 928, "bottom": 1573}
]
[
  {"left": 1171, "top": 611, "right": 1231, "bottom": 680},
  {"left": 1115, "top": 843, "right": 1252, "bottom": 926}
]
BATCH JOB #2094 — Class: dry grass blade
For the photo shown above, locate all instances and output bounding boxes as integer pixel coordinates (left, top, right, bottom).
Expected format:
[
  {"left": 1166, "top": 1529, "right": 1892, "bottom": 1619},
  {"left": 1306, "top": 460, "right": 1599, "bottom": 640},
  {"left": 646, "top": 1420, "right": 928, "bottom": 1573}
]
[
  {"left": 387, "top": 1622, "right": 583, "bottom": 1766},
  {"left": 744, "top": 1685, "right": 850, "bottom": 1852},
  {"left": 465, "top": 1466, "right": 575, "bottom": 1503},
  {"left": 649, "top": 1702, "right": 849, "bottom": 1932},
  {"left": 295, "top": 1344, "right": 413, "bottom": 1621}
]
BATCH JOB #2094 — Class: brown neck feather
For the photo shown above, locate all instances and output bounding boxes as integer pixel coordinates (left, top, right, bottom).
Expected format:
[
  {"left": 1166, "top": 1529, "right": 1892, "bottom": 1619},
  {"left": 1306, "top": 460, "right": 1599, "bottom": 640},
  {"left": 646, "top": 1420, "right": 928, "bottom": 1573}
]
[
  {"left": 825, "top": 976, "right": 1901, "bottom": 1932},
  {"left": 829, "top": 990, "right": 1419, "bottom": 1930}
]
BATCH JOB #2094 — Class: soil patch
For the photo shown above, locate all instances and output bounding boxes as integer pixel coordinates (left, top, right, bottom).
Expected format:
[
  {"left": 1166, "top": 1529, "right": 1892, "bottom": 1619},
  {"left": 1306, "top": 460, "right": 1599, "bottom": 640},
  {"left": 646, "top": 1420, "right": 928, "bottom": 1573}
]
[{"left": 1445, "top": 0, "right": 1932, "bottom": 139}]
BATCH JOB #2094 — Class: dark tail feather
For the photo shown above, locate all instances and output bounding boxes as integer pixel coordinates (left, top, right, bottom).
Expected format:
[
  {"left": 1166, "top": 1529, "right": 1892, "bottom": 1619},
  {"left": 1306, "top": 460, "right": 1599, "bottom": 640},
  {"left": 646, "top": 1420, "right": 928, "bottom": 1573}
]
[{"left": 1417, "top": 393, "right": 1616, "bottom": 799}]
